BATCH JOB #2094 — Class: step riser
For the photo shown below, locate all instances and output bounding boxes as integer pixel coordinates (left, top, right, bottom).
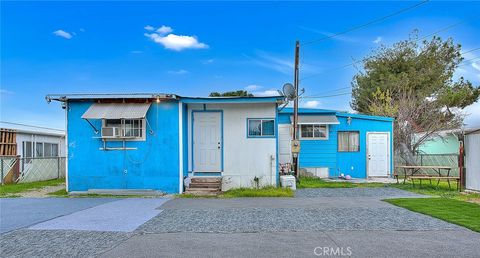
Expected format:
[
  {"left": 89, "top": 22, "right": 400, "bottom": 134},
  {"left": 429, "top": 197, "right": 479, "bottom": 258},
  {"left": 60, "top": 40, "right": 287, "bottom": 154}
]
[{"left": 191, "top": 178, "right": 222, "bottom": 183}]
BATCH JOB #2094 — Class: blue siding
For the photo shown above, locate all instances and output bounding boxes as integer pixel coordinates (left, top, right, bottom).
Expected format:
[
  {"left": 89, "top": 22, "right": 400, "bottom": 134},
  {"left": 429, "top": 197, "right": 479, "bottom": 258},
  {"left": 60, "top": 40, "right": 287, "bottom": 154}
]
[
  {"left": 277, "top": 112, "right": 393, "bottom": 179},
  {"left": 335, "top": 116, "right": 393, "bottom": 178},
  {"left": 67, "top": 100, "right": 180, "bottom": 193}
]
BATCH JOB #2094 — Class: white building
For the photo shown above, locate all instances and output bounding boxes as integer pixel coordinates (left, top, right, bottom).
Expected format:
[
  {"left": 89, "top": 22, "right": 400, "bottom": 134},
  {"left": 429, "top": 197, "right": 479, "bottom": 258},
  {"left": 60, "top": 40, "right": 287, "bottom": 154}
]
[
  {"left": 0, "top": 122, "right": 65, "bottom": 159},
  {"left": 465, "top": 128, "right": 480, "bottom": 192}
]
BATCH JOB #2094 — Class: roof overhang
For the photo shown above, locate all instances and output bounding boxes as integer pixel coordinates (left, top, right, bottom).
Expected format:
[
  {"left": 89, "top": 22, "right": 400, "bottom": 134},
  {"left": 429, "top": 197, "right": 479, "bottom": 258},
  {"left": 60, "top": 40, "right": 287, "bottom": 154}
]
[
  {"left": 46, "top": 93, "right": 177, "bottom": 103},
  {"left": 180, "top": 96, "right": 285, "bottom": 104},
  {"left": 81, "top": 103, "right": 151, "bottom": 119},
  {"left": 292, "top": 115, "right": 340, "bottom": 125}
]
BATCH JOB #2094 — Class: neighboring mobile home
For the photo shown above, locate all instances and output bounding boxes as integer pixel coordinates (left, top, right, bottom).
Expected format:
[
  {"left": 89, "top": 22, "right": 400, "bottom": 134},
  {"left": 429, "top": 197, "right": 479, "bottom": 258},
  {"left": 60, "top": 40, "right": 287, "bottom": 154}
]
[
  {"left": 47, "top": 94, "right": 394, "bottom": 194},
  {"left": 278, "top": 108, "right": 394, "bottom": 179}
]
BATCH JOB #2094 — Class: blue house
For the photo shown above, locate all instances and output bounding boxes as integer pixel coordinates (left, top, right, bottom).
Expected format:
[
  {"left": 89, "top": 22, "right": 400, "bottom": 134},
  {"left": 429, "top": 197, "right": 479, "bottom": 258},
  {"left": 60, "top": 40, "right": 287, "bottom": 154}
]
[
  {"left": 47, "top": 93, "right": 284, "bottom": 194},
  {"left": 278, "top": 108, "right": 394, "bottom": 179},
  {"left": 47, "top": 93, "right": 393, "bottom": 194}
]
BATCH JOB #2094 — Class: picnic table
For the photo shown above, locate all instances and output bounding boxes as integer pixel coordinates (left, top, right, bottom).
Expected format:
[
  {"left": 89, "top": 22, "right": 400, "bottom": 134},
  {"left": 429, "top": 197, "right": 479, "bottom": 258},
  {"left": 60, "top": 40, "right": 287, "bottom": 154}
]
[{"left": 395, "top": 165, "right": 459, "bottom": 190}]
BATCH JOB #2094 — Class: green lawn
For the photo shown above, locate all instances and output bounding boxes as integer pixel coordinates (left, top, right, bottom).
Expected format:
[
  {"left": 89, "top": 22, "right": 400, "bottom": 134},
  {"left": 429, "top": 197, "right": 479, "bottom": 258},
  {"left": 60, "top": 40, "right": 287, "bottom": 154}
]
[
  {"left": 391, "top": 180, "right": 480, "bottom": 203},
  {"left": 385, "top": 198, "right": 480, "bottom": 232},
  {"left": 0, "top": 179, "right": 64, "bottom": 197},
  {"left": 179, "top": 186, "right": 294, "bottom": 198},
  {"left": 296, "top": 176, "right": 386, "bottom": 189}
]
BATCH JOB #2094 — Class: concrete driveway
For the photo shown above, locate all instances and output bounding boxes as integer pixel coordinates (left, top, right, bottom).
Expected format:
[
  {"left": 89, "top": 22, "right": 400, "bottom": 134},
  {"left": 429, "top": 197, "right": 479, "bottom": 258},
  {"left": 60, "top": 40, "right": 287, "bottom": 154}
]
[{"left": 1, "top": 188, "right": 480, "bottom": 258}]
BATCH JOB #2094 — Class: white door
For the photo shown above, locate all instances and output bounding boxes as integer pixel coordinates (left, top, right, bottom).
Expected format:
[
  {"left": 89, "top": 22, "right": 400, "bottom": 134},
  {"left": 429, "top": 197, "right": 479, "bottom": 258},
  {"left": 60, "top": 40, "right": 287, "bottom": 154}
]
[
  {"left": 193, "top": 112, "right": 222, "bottom": 172},
  {"left": 367, "top": 133, "right": 390, "bottom": 177},
  {"left": 278, "top": 124, "right": 292, "bottom": 164}
]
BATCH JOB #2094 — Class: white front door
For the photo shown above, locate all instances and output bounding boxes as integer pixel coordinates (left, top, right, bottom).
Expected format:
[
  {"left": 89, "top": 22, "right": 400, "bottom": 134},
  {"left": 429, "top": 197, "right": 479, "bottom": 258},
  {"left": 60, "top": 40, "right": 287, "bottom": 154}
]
[
  {"left": 193, "top": 112, "right": 222, "bottom": 172},
  {"left": 367, "top": 133, "right": 390, "bottom": 177}
]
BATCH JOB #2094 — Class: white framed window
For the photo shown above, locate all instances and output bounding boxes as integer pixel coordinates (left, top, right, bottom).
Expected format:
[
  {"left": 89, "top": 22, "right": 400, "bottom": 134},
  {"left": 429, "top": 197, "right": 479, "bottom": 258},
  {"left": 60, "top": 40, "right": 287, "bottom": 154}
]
[
  {"left": 103, "top": 119, "right": 145, "bottom": 140},
  {"left": 247, "top": 118, "right": 275, "bottom": 138},
  {"left": 300, "top": 124, "right": 328, "bottom": 140},
  {"left": 338, "top": 131, "right": 360, "bottom": 152}
]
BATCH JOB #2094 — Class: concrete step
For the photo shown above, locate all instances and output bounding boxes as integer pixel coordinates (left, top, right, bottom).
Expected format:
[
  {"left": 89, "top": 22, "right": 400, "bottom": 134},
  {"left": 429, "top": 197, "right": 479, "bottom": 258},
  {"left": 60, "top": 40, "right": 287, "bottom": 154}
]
[
  {"left": 186, "top": 187, "right": 220, "bottom": 192},
  {"left": 191, "top": 177, "right": 222, "bottom": 183}
]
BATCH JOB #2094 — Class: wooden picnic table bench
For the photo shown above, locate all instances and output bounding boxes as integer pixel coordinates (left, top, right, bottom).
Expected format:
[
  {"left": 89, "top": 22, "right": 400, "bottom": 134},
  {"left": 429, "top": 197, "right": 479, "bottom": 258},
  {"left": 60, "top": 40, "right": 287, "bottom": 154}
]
[{"left": 394, "top": 165, "right": 459, "bottom": 190}]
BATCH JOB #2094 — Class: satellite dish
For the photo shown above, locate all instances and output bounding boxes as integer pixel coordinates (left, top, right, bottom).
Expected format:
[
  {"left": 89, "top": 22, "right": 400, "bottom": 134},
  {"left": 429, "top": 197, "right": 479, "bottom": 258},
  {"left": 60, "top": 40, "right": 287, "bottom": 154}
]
[{"left": 283, "top": 83, "right": 296, "bottom": 101}]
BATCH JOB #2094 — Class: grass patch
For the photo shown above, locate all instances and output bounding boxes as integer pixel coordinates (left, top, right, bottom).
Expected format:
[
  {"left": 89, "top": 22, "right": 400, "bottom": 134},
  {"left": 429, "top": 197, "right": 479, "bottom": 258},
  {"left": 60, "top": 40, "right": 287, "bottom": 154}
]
[
  {"left": 0, "top": 179, "right": 64, "bottom": 197},
  {"left": 385, "top": 198, "right": 480, "bottom": 232},
  {"left": 296, "top": 176, "right": 386, "bottom": 189},
  {"left": 222, "top": 186, "right": 294, "bottom": 198},
  {"left": 177, "top": 186, "right": 294, "bottom": 198},
  {"left": 47, "top": 189, "right": 153, "bottom": 198}
]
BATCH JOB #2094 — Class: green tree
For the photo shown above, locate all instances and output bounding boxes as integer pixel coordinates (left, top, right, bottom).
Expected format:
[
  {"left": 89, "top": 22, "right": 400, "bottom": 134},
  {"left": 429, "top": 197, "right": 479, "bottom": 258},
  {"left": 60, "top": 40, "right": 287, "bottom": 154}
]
[
  {"left": 209, "top": 90, "right": 253, "bottom": 97},
  {"left": 351, "top": 33, "right": 480, "bottom": 158}
]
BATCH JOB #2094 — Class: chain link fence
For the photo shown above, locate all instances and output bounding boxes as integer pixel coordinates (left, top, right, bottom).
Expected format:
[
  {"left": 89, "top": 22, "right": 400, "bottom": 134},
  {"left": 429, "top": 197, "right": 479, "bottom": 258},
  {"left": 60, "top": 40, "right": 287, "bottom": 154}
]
[
  {"left": 1, "top": 156, "right": 66, "bottom": 184},
  {"left": 394, "top": 154, "right": 460, "bottom": 176}
]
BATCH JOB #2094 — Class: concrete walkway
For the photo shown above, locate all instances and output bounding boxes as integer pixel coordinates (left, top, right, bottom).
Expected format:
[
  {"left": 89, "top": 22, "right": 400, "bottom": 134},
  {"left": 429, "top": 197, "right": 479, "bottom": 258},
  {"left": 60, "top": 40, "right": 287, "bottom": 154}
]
[
  {"left": 0, "top": 198, "right": 117, "bottom": 233},
  {"left": 29, "top": 198, "right": 170, "bottom": 232}
]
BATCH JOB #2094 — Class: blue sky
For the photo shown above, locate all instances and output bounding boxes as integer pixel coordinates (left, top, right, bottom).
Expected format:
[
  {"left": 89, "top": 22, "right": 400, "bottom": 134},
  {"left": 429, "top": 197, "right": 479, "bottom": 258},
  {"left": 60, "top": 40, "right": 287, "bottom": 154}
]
[{"left": 1, "top": 1, "right": 480, "bottom": 129}]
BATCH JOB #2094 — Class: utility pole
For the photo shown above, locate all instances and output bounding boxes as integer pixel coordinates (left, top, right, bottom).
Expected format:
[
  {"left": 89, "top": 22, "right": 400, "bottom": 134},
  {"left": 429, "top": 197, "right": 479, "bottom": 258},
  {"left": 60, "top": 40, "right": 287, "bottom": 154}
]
[{"left": 292, "top": 40, "right": 300, "bottom": 179}]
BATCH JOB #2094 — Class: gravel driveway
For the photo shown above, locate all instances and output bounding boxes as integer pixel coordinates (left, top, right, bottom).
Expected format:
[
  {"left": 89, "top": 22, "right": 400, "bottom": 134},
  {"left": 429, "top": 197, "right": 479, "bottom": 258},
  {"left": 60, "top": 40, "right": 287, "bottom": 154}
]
[{"left": 138, "top": 188, "right": 456, "bottom": 233}]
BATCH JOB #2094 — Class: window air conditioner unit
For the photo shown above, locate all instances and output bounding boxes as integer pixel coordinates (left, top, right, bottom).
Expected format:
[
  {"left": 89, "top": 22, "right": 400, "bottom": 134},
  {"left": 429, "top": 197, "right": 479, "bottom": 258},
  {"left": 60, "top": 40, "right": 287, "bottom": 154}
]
[{"left": 101, "top": 127, "right": 121, "bottom": 138}]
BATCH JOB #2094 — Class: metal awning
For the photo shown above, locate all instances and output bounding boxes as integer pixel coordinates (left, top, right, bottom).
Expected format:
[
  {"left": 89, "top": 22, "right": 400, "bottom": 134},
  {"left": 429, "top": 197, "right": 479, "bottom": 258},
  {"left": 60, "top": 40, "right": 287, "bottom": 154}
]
[
  {"left": 291, "top": 115, "right": 340, "bottom": 125},
  {"left": 81, "top": 103, "right": 151, "bottom": 119}
]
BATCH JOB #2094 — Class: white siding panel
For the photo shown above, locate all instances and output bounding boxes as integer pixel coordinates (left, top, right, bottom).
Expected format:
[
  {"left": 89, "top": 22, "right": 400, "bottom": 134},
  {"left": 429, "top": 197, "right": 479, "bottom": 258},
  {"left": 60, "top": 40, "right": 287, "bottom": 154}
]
[
  {"left": 465, "top": 132, "right": 480, "bottom": 191},
  {"left": 187, "top": 103, "right": 277, "bottom": 190}
]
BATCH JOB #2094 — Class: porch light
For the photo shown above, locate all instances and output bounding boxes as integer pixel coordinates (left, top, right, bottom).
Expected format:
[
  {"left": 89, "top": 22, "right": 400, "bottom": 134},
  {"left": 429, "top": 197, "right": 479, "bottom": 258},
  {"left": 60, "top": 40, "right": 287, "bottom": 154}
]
[{"left": 347, "top": 116, "right": 352, "bottom": 125}]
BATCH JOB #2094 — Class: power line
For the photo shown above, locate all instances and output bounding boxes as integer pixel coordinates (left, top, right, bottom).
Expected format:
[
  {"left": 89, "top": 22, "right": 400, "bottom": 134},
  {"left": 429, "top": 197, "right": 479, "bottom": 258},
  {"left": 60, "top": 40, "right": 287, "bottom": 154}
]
[
  {"left": 301, "top": 92, "right": 352, "bottom": 99},
  {"left": 301, "top": 17, "right": 479, "bottom": 82},
  {"left": 302, "top": 46, "right": 480, "bottom": 99},
  {"left": 303, "top": 0, "right": 430, "bottom": 46}
]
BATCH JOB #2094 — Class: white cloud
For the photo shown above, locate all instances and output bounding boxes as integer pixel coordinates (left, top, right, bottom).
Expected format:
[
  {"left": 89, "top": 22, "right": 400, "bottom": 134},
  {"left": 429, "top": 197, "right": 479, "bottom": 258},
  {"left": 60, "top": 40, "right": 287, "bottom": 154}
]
[
  {"left": 252, "top": 89, "right": 280, "bottom": 97},
  {"left": 303, "top": 100, "right": 321, "bottom": 108},
  {"left": 79, "top": 28, "right": 85, "bottom": 32},
  {"left": 167, "top": 69, "right": 188, "bottom": 75},
  {"left": 53, "top": 30, "right": 73, "bottom": 39},
  {"left": 144, "top": 25, "right": 208, "bottom": 51},
  {"left": 0, "top": 89, "right": 14, "bottom": 95},
  {"left": 373, "top": 36, "right": 382, "bottom": 44},
  {"left": 464, "top": 101, "right": 480, "bottom": 127},
  {"left": 156, "top": 25, "right": 173, "bottom": 35},
  {"left": 472, "top": 62, "right": 480, "bottom": 72},
  {"left": 144, "top": 25, "right": 155, "bottom": 31},
  {"left": 202, "top": 59, "right": 214, "bottom": 64},
  {"left": 245, "top": 84, "right": 263, "bottom": 91}
]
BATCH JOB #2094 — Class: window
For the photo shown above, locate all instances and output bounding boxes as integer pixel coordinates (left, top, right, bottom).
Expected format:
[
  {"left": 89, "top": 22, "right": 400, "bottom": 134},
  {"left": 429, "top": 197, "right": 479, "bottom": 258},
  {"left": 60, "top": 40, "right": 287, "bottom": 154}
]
[
  {"left": 300, "top": 124, "right": 328, "bottom": 140},
  {"left": 103, "top": 119, "right": 145, "bottom": 140},
  {"left": 247, "top": 119, "right": 275, "bottom": 137},
  {"left": 52, "top": 144, "right": 59, "bottom": 157},
  {"left": 23, "top": 141, "right": 33, "bottom": 158},
  {"left": 35, "top": 142, "right": 44, "bottom": 157},
  {"left": 338, "top": 131, "right": 360, "bottom": 152},
  {"left": 44, "top": 143, "right": 52, "bottom": 157}
]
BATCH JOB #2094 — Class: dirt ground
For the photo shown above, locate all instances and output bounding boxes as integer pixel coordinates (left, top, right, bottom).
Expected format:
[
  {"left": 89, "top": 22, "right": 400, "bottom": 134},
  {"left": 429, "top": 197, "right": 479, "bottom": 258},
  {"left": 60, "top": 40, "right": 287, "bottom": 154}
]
[{"left": 15, "top": 184, "right": 66, "bottom": 198}]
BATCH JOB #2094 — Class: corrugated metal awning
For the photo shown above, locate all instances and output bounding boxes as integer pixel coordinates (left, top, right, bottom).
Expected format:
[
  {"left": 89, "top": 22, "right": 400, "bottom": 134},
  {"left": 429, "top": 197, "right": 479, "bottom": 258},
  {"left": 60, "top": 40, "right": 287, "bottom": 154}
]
[
  {"left": 81, "top": 103, "right": 151, "bottom": 119},
  {"left": 291, "top": 115, "right": 340, "bottom": 124}
]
